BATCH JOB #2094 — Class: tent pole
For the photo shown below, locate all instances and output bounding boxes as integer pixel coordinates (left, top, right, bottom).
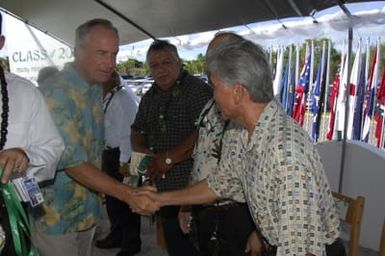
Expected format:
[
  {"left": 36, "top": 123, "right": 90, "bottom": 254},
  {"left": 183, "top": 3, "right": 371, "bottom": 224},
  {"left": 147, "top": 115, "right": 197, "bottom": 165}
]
[{"left": 338, "top": 2, "right": 353, "bottom": 193}]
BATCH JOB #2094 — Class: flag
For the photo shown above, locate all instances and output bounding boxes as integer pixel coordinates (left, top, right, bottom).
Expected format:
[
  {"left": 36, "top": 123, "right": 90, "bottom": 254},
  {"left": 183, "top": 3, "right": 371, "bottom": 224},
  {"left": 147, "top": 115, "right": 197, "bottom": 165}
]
[
  {"left": 374, "top": 68, "right": 385, "bottom": 147},
  {"left": 293, "top": 51, "right": 311, "bottom": 126},
  {"left": 311, "top": 42, "right": 326, "bottom": 142},
  {"left": 335, "top": 47, "right": 349, "bottom": 140},
  {"left": 353, "top": 39, "right": 371, "bottom": 140},
  {"left": 352, "top": 63, "right": 366, "bottom": 140},
  {"left": 273, "top": 47, "right": 284, "bottom": 96},
  {"left": 362, "top": 39, "right": 380, "bottom": 142},
  {"left": 286, "top": 46, "right": 296, "bottom": 116},
  {"left": 327, "top": 72, "right": 341, "bottom": 140},
  {"left": 280, "top": 64, "right": 289, "bottom": 107},
  {"left": 327, "top": 45, "right": 346, "bottom": 141},
  {"left": 346, "top": 40, "right": 362, "bottom": 139}
]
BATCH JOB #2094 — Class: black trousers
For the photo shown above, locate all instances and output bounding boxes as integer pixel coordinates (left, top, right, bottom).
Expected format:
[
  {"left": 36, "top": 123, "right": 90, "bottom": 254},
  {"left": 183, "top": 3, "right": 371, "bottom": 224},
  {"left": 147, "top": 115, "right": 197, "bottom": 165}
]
[
  {"left": 158, "top": 206, "right": 197, "bottom": 256},
  {"left": 191, "top": 203, "right": 255, "bottom": 256},
  {"left": 102, "top": 148, "right": 141, "bottom": 249}
]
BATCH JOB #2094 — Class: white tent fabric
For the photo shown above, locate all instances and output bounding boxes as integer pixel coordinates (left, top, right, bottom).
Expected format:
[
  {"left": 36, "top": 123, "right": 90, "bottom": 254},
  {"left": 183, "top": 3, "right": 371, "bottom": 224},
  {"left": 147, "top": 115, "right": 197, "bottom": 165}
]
[{"left": 0, "top": 0, "right": 378, "bottom": 46}]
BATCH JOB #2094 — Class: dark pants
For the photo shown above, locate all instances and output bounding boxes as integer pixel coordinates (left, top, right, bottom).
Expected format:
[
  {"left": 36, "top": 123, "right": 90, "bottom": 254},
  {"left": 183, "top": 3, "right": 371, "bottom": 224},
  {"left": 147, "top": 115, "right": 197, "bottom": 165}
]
[
  {"left": 158, "top": 206, "right": 197, "bottom": 256},
  {"left": 102, "top": 148, "right": 141, "bottom": 250},
  {"left": 191, "top": 203, "right": 255, "bottom": 256}
]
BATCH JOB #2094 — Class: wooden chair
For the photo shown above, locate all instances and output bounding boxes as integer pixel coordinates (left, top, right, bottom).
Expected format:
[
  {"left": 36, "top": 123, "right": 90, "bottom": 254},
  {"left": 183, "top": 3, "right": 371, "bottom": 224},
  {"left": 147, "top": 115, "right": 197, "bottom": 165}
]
[
  {"left": 380, "top": 218, "right": 385, "bottom": 256},
  {"left": 332, "top": 192, "right": 365, "bottom": 256}
]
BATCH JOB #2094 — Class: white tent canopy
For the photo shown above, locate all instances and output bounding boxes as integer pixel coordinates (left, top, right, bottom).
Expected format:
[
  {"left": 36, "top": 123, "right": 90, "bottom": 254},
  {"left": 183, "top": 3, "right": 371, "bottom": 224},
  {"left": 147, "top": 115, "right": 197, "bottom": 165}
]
[{"left": 0, "top": 0, "right": 377, "bottom": 46}]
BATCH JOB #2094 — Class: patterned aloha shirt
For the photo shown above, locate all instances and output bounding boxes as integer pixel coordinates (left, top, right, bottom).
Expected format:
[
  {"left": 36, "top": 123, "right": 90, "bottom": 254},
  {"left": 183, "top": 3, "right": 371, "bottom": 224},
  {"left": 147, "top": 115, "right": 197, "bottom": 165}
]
[
  {"left": 191, "top": 99, "right": 224, "bottom": 182},
  {"left": 207, "top": 99, "right": 340, "bottom": 255},
  {"left": 30, "top": 63, "right": 103, "bottom": 234}
]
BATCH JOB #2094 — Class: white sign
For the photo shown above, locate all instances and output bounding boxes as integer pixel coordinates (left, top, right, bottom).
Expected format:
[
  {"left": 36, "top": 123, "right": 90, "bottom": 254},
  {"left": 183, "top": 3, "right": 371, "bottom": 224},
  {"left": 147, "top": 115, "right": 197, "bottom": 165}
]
[{"left": 3, "top": 13, "right": 74, "bottom": 84}]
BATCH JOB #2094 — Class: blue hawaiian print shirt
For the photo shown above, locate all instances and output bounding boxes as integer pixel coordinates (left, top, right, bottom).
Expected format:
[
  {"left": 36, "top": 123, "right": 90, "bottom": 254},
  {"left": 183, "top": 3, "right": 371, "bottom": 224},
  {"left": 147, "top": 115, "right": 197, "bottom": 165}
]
[{"left": 30, "top": 63, "right": 104, "bottom": 234}]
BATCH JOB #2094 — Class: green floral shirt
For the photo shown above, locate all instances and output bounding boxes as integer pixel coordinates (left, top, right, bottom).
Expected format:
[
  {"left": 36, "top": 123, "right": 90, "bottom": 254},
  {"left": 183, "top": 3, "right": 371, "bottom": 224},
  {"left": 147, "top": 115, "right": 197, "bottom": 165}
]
[{"left": 30, "top": 63, "right": 103, "bottom": 234}]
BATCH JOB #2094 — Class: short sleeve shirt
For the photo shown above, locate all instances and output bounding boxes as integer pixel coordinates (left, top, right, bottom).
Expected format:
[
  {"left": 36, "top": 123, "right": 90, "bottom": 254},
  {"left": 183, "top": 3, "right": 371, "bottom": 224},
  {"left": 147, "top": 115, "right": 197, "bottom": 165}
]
[
  {"left": 207, "top": 100, "right": 340, "bottom": 255},
  {"left": 132, "top": 71, "right": 212, "bottom": 191},
  {"left": 30, "top": 63, "right": 103, "bottom": 234}
]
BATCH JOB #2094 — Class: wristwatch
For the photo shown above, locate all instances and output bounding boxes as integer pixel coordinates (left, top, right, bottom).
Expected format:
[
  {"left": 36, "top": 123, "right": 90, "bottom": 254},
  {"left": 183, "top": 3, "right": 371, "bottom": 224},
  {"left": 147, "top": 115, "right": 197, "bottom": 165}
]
[{"left": 165, "top": 152, "right": 173, "bottom": 165}]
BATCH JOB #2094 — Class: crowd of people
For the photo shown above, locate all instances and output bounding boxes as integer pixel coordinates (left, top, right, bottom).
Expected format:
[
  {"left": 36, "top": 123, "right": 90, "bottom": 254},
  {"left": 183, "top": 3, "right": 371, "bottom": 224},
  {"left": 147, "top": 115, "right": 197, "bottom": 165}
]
[{"left": 0, "top": 13, "right": 346, "bottom": 256}]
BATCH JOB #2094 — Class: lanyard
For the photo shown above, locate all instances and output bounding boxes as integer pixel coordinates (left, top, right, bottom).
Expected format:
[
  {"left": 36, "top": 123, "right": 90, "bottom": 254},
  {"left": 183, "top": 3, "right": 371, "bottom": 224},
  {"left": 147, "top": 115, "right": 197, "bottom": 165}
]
[{"left": 0, "top": 168, "right": 37, "bottom": 256}]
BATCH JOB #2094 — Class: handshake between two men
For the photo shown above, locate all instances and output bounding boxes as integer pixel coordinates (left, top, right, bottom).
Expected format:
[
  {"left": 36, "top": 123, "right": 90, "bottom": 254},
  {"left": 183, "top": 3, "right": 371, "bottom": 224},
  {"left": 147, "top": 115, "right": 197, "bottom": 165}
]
[{"left": 127, "top": 180, "right": 219, "bottom": 216}]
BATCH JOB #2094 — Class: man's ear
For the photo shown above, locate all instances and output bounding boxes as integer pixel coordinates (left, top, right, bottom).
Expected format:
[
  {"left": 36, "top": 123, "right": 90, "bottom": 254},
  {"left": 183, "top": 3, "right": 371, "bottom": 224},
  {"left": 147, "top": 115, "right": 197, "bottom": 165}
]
[
  {"left": 233, "top": 83, "right": 245, "bottom": 104},
  {"left": 0, "top": 36, "right": 5, "bottom": 50}
]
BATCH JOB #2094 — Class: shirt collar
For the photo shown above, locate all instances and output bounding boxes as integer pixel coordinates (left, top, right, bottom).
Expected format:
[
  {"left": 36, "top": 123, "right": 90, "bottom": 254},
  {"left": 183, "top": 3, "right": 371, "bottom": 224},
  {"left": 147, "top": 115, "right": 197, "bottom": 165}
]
[
  {"left": 242, "top": 99, "right": 280, "bottom": 151},
  {"left": 62, "top": 63, "right": 99, "bottom": 94}
]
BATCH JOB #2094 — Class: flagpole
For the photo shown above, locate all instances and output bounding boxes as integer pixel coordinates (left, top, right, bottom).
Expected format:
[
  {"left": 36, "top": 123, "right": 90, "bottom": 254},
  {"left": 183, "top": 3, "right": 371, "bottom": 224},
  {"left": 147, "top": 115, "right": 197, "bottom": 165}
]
[
  {"left": 286, "top": 45, "right": 292, "bottom": 110},
  {"left": 322, "top": 40, "right": 331, "bottom": 142}
]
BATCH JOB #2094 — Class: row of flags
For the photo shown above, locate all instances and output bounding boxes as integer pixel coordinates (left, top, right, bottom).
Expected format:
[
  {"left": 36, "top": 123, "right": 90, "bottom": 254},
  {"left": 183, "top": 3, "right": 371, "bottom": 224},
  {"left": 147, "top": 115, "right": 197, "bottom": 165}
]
[{"left": 271, "top": 38, "right": 385, "bottom": 149}]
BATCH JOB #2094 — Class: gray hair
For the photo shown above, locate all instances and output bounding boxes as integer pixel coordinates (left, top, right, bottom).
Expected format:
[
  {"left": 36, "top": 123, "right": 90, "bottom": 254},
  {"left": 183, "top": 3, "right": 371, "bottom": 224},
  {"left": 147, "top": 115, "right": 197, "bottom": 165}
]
[
  {"left": 207, "top": 31, "right": 244, "bottom": 53},
  {"left": 206, "top": 40, "right": 273, "bottom": 103},
  {"left": 146, "top": 40, "right": 180, "bottom": 64},
  {"left": 75, "top": 19, "right": 118, "bottom": 48}
]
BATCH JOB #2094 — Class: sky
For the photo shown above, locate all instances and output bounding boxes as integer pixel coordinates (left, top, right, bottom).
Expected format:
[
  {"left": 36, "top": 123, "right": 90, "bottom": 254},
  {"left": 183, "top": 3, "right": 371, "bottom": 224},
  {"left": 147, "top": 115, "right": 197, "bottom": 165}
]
[
  {"left": 1, "top": 1, "right": 385, "bottom": 62},
  {"left": 116, "top": 1, "right": 385, "bottom": 62}
]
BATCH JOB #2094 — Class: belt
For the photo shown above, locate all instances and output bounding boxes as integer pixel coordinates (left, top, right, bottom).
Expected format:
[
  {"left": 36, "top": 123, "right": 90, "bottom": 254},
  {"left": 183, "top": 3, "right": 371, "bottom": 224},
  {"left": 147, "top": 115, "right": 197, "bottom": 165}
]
[
  {"left": 197, "top": 201, "right": 242, "bottom": 212},
  {"left": 104, "top": 146, "right": 119, "bottom": 151}
]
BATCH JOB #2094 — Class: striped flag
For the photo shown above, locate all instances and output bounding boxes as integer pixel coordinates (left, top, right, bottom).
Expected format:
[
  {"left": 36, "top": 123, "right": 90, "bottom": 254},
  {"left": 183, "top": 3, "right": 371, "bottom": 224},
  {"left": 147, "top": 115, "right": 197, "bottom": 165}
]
[
  {"left": 346, "top": 40, "right": 362, "bottom": 139},
  {"left": 327, "top": 51, "right": 344, "bottom": 141},
  {"left": 374, "top": 68, "right": 385, "bottom": 147},
  {"left": 293, "top": 51, "right": 311, "bottom": 126},
  {"left": 311, "top": 42, "right": 326, "bottom": 142},
  {"left": 362, "top": 38, "right": 380, "bottom": 142}
]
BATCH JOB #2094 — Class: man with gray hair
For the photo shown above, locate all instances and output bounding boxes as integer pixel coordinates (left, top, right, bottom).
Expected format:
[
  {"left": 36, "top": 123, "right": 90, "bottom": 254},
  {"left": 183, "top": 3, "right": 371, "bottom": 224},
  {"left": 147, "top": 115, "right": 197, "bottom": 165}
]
[
  {"left": 136, "top": 40, "right": 345, "bottom": 256},
  {"left": 29, "top": 19, "right": 156, "bottom": 256}
]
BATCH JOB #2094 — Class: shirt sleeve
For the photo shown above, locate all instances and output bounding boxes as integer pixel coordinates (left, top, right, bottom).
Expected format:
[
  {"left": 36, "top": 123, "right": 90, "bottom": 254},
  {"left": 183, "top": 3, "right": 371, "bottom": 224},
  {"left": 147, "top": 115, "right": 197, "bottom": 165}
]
[
  {"left": 206, "top": 131, "right": 246, "bottom": 203},
  {"left": 23, "top": 86, "right": 65, "bottom": 182},
  {"left": 39, "top": 82, "right": 89, "bottom": 170},
  {"left": 117, "top": 89, "right": 138, "bottom": 162},
  {"left": 275, "top": 162, "right": 327, "bottom": 256},
  {"left": 186, "top": 79, "right": 212, "bottom": 126}
]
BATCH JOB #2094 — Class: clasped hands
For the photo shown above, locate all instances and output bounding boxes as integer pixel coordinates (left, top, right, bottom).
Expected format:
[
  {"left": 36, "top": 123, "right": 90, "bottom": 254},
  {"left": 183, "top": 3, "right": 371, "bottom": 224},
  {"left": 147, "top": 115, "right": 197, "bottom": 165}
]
[{"left": 126, "top": 184, "right": 165, "bottom": 216}]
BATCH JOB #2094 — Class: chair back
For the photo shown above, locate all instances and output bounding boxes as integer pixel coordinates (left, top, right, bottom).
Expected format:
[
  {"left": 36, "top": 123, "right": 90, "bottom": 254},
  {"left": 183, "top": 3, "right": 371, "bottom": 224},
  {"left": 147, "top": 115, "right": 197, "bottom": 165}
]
[
  {"left": 332, "top": 191, "right": 365, "bottom": 256},
  {"left": 380, "top": 218, "right": 385, "bottom": 256}
]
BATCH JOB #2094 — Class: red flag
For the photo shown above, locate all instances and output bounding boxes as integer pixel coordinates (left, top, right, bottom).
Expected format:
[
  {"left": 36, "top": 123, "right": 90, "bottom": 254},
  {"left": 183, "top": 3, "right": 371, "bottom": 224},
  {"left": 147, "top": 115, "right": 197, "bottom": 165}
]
[
  {"left": 374, "top": 68, "right": 385, "bottom": 147},
  {"left": 327, "top": 73, "right": 340, "bottom": 140}
]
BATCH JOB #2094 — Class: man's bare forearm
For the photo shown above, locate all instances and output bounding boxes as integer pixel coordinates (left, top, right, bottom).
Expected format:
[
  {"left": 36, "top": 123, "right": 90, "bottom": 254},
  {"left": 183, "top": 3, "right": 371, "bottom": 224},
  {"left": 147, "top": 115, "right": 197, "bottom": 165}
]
[
  {"left": 159, "top": 179, "right": 219, "bottom": 206},
  {"left": 65, "top": 162, "right": 132, "bottom": 202},
  {"left": 168, "top": 131, "right": 198, "bottom": 164}
]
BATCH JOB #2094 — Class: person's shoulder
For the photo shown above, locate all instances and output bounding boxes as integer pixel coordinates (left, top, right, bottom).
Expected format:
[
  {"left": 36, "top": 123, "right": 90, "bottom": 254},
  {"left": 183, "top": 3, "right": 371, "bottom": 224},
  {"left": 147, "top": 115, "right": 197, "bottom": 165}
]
[
  {"left": 183, "top": 73, "right": 212, "bottom": 96},
  {"left": 5, "top": 71, "right": 37, "bottom": 89},
  {"left": 118, "top": 86, "right": 140, "bottom": 104},
  {"left": 184, "top": 73, "right": 209, "bottom": 87}
]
